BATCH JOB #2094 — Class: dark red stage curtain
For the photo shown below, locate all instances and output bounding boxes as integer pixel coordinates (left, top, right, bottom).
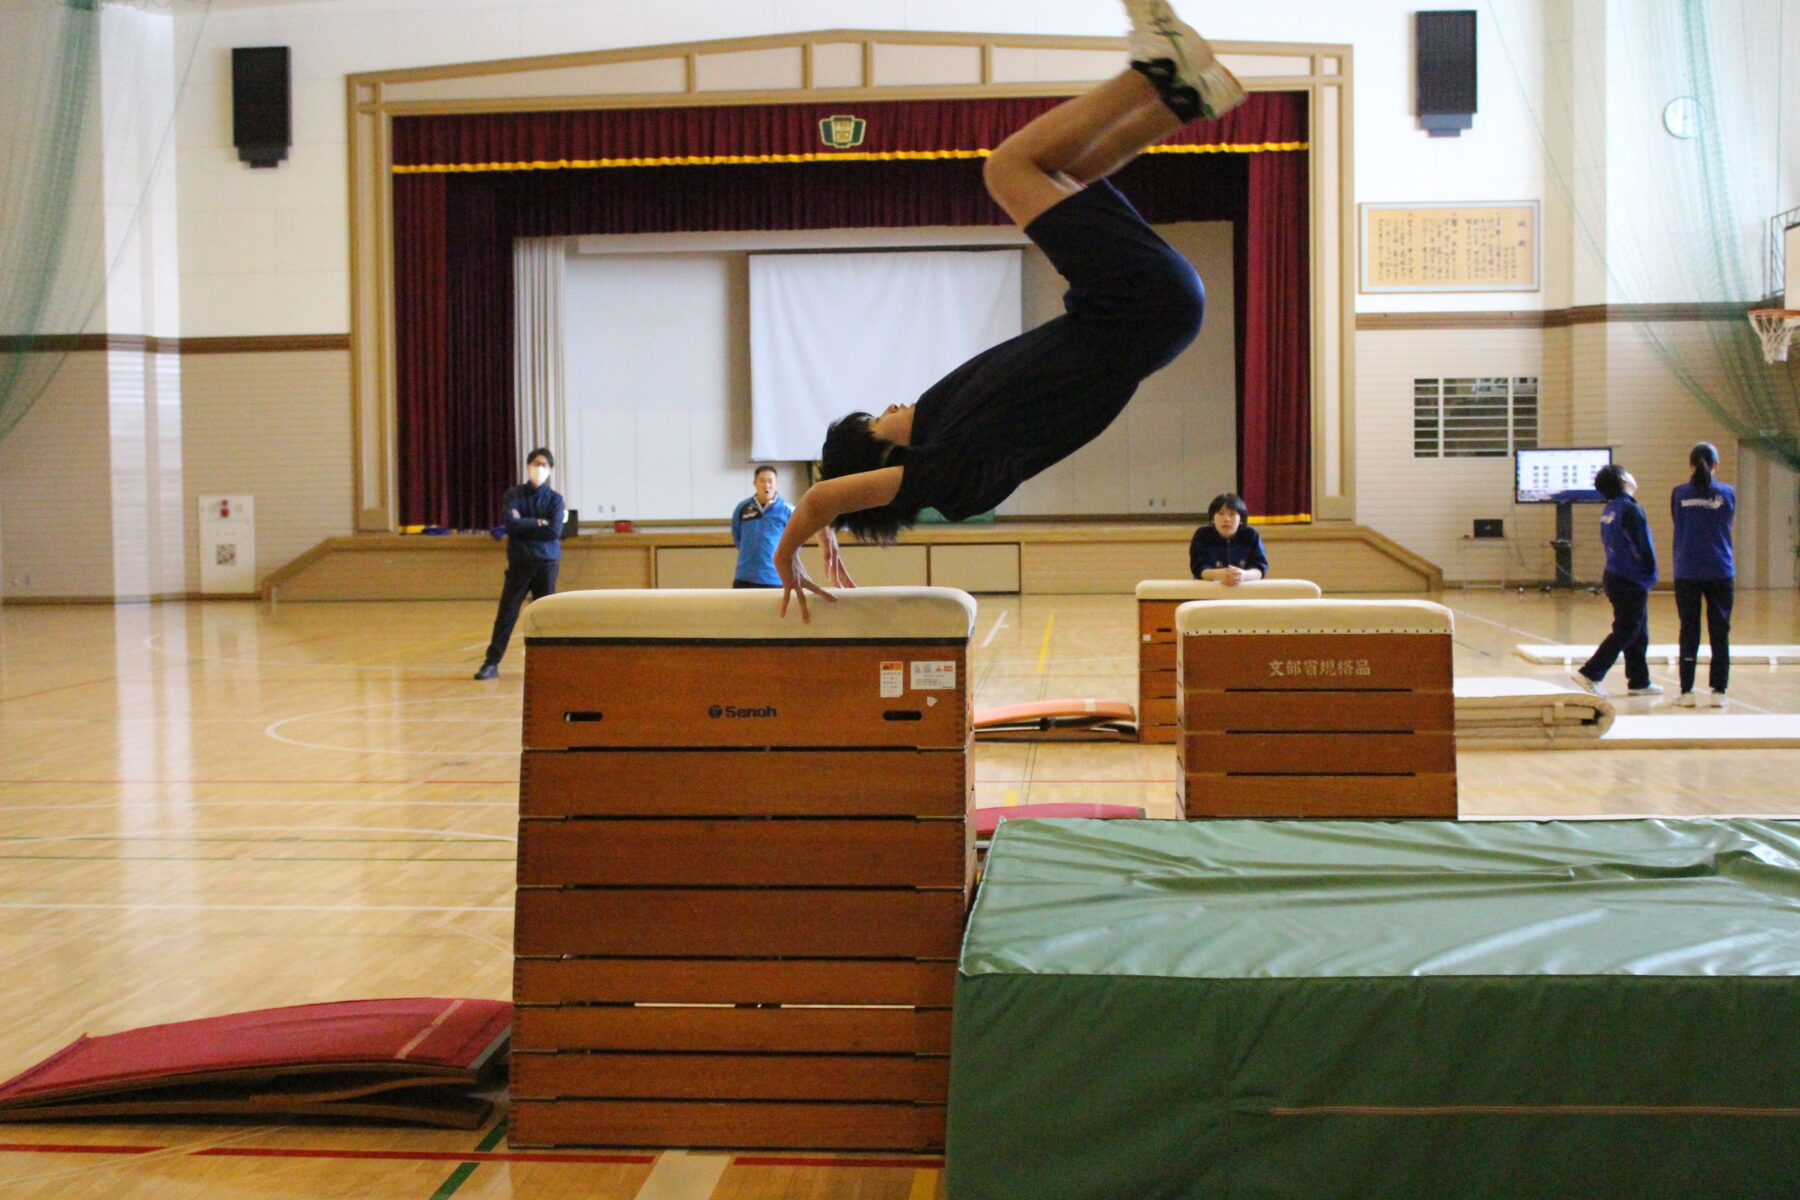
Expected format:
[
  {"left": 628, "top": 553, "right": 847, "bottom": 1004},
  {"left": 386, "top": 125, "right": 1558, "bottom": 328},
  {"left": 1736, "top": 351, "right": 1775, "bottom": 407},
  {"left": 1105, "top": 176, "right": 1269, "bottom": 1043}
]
[
  {"left": 1235, "top": 148, "right": 1311, "bottom": 522},
  {"left": 391, "top": 93, "right": 1309, "bottom": 527},
  {"left": 392, "top": 173, "right": 448, "bottom": 526}
]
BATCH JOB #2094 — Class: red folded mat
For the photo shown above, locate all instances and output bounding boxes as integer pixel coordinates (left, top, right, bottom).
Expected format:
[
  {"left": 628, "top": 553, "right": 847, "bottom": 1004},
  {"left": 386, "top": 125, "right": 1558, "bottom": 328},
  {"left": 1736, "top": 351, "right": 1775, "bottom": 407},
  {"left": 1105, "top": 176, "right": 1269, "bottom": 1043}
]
[
  {"left": 973, "top": 803, "right": 1146, "bottom": 837},
  {"left": 973, "top": 700, "right": 1138, "bottom": 742},
  {"left": 0, "top": 998, "right": 509, "bottom": 1129}
]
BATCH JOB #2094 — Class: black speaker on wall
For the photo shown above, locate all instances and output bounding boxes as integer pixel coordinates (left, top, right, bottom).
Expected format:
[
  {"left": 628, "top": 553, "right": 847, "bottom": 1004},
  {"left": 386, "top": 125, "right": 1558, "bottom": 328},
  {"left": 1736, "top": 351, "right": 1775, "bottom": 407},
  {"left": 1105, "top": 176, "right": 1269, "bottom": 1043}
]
[
  {"left": 1416, "top": 10, "right": 1477, "bottom": 137},
  {"left": 232, "top": 46, "right": 290, "bottom": 168}
]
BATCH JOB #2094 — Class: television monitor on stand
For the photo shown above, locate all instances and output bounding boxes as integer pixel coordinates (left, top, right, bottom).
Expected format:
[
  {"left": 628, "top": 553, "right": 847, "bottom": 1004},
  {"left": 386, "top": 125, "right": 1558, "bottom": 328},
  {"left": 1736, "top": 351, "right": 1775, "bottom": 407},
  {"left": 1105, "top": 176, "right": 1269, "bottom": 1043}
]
[{"left": 1515, "top": 447, "right": 1613, "bottom": 588}]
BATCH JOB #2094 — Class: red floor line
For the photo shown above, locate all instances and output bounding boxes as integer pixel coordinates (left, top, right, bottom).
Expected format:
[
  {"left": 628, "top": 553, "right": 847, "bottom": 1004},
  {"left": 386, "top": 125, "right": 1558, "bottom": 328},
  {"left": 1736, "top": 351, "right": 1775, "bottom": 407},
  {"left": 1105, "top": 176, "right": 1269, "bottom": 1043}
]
[
  {"left": 731, "top": 1155, "right": 945, "bottom": 1169},
  {"left": 192, "top": 1147, "right": 657, "bottom": 1164}
]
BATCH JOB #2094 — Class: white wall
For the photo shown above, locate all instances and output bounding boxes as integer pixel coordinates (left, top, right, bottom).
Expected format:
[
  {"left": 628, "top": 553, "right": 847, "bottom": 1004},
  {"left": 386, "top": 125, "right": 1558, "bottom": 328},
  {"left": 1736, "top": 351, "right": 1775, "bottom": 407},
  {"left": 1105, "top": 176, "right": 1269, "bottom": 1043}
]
[
  {"left": 561, "top": 221, "right": 1233, "bottom": 522},
  {"left": 7, "top": 0, "right": 1796, "bottom": 594}
]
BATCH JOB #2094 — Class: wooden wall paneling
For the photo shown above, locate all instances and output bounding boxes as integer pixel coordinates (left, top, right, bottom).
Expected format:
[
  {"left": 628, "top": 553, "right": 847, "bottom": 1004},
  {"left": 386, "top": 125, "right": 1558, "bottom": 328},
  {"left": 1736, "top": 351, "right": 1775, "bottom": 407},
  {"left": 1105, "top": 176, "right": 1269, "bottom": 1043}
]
[
  {"left": 1179, "top": 633, "right": 1454, "bottom": 691},
  {"left": 519, "top": 748, "right": 971, "bottom": 818},
  {"left": 509, "top": 1098, "right": 945, "bottom": 1151},
  {"left": 511, "top": 1052, "right": 951, "bottom": 1102},
  {"left": 516, "top": 817, "right": 968, "bottom": 887},
  {"left": 512, "top": 957, "right": 958, "bottom": 1007},
  {"left": 1178, "top": 773, "right": 1458, "bottom": 817},
  {"left": 1182, "top": 689, "right": 1454, "bottom": 732},
  {"left": 515, "top": 888, "right": 966, "bottom": 958},
  {"left": 1180, "top": 731, "right": 1457, "bottom": 774},
  {"left": 513, "top": 1005, "right": 952, "bottom": 1054},
  {"left": 522, "top": 643, "right": 969, "bottom": 749},
  {"left": 1178, "top": 629, "right": 1456, "bottom": 818}
]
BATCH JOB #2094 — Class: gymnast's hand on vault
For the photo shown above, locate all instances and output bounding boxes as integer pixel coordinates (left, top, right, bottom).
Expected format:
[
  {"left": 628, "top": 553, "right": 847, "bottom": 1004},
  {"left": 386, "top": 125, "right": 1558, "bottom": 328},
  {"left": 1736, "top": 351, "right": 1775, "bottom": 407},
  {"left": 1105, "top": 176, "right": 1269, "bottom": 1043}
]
[
  {"left": 820, "top": 528, "right": 857, "bottom": 590},
  {"left": 778, "top": 550, "right": 836, "bottom": 623}
]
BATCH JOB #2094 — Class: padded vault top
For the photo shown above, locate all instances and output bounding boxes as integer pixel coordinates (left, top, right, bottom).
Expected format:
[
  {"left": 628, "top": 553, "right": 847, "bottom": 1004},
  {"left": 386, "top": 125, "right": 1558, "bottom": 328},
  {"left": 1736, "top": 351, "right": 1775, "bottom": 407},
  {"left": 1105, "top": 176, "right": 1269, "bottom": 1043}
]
[{"left": 523, "top": 586, "right": 977, "bottom": 641}]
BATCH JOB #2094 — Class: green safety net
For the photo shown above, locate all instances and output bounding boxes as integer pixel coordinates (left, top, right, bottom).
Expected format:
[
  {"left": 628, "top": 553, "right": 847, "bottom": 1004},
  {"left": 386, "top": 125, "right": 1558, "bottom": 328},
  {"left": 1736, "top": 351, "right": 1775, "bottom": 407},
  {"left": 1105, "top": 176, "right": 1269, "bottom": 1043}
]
[
  {"left": 1487, "top": 0, "right": 1799, "bottom": 486},
  {"left": 0, "top": 0, "right": 209, "bottom": 444}
]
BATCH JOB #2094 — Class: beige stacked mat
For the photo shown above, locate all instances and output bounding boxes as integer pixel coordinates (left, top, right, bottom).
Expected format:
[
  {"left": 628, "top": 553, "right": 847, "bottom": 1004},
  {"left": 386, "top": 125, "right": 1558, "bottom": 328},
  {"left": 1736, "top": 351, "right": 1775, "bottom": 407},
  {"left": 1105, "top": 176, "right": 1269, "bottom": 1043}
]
[{"left": 1454, "top": 676, "right": 1614, "bottom": 744}]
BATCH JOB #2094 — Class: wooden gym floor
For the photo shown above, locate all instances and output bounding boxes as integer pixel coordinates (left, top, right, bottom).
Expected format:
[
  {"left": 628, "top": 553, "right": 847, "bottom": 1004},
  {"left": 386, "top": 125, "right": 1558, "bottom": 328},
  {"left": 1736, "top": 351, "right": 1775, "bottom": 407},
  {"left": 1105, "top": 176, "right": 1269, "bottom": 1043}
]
[{"left": 0, "top": 586, "right": 1795, "bottom": 1199}]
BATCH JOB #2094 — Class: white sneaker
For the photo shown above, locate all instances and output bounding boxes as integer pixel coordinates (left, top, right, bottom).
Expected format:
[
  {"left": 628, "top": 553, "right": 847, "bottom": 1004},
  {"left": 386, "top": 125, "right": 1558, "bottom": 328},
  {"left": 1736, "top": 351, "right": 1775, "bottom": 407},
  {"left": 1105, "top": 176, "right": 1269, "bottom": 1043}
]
[
  {"left": 1123, "top": 0, "right": 1247, "bottom": 118},
  {"left": 1570, "top": 671, "right": 1607, "bottom": 697},
  {"left": 1709, "top": 691, "right": 1729, "bottom": 708},
  {"left": 1628, "top": 683, "right": 1664, "bottom": 697},
  {"left": 1672, "top": 692, "right": 1697, "bottom": 707}
]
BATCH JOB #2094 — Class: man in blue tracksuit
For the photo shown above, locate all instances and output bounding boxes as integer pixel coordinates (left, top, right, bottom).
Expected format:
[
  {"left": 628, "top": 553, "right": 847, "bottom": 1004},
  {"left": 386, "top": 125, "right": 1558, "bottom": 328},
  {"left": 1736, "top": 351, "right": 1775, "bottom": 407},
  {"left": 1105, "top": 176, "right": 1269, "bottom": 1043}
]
[
  {"left": 474, "top": 447, "right": 564, "bottom": 680},
  {"left": 1573, "top": 463, "right": 1661, "bottom": 698},
  {"left": 730, "top": 465, "right": 793, "bottom": 589}
]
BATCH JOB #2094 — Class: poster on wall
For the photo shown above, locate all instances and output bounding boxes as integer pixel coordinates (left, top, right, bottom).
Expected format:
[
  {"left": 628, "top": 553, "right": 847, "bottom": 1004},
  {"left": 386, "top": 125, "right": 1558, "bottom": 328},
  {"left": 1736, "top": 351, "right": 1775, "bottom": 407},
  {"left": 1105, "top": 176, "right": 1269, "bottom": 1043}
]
[
  {"left": 198, "top": 495, "right": 255, "bottom": 594},
  {"left": 1359, "top": 201, "right": 1540, "bottom": 293}
]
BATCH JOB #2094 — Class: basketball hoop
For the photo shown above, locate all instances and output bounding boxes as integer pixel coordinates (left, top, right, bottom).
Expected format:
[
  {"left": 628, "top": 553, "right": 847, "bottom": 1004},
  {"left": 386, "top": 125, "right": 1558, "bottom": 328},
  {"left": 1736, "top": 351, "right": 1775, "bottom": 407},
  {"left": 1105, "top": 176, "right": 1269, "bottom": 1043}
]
[{"left": 1749, "top": 308, "right": 1800, "bottom": 363}]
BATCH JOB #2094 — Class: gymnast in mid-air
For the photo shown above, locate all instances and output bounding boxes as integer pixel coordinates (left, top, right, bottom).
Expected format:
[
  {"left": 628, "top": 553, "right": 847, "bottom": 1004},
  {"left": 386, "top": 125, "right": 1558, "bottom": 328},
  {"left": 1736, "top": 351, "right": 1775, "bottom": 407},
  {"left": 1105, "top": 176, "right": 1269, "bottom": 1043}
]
[{"left": 774, "top": 0, "right": 1244, "bottom": 618}]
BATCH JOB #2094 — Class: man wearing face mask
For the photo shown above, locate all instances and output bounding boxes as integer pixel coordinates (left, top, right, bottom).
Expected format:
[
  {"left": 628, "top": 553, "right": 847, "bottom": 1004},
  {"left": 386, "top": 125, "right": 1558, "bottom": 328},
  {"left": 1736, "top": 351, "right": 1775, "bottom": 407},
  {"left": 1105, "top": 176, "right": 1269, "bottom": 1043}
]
[{"left": 474, "top": 447, "right": 564, "bottom": 680}]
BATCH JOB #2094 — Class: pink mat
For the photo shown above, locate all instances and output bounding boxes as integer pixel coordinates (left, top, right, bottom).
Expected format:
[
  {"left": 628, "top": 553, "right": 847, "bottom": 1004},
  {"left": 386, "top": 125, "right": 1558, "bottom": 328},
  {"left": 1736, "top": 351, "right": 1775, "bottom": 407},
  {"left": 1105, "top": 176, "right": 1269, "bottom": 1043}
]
[{"left": 973, "top": 803, "right": 1146, "bottom": 837}]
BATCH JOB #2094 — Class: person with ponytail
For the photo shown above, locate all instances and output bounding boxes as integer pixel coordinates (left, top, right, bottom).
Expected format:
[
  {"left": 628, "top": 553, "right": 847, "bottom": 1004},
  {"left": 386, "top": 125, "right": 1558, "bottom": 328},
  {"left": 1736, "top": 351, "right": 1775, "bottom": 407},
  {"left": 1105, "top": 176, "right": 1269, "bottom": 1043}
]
[{"left": 1669, "top": 442, "right": 1736, "bottom": 707}]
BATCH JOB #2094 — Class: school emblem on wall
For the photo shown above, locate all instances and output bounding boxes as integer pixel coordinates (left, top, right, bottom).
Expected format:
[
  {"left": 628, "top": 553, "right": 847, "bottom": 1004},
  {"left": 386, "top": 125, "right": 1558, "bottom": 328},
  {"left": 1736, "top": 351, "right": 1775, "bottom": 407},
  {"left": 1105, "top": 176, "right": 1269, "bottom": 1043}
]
[{"left": 818, "top": 114, "right": 867, "bottom": 150}]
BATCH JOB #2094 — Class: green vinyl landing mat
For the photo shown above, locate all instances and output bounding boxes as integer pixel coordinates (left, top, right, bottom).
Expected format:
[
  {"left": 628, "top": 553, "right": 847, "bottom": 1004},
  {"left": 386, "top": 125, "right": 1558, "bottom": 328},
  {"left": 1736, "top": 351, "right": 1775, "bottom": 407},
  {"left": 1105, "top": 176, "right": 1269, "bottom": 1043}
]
[{"left": 947, "top": 818, "right": 1800, "bottom": 1200}]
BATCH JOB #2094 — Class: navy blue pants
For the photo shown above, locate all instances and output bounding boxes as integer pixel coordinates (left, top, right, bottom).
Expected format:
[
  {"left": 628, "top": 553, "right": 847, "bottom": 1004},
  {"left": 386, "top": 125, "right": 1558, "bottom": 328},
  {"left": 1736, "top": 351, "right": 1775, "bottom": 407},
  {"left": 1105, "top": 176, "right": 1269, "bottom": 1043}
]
[
  {"left": 484, "top": 558, "right": 558, "bottom": 665},
  {"left": 1674, "top": 577, "right": 1733, "bottom": 693},
  {"left": 1580, "top": 572, "right": 1651, "bottom": 690}
]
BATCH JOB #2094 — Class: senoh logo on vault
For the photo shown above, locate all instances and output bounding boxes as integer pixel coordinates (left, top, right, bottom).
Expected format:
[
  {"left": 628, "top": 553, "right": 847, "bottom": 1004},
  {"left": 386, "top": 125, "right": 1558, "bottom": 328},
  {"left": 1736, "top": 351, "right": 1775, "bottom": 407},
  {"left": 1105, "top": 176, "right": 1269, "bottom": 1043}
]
[{"left": 708, "top": 705, "right": 778, "bottom": 718}]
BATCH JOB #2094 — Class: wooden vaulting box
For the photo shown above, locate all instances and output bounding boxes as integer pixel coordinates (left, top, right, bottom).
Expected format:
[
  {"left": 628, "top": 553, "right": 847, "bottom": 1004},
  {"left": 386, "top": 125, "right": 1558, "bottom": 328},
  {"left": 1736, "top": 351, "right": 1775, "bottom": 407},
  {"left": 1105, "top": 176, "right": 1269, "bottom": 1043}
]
[
  {"left": 511, "top": 587, "right": 977, "bottom": 1152},
  {"left": 1176, "top": 598, "right": 1456, "bottom": 818},
  {"left": 1135, "top": 579, "right": 1322, "bottom": 743}
]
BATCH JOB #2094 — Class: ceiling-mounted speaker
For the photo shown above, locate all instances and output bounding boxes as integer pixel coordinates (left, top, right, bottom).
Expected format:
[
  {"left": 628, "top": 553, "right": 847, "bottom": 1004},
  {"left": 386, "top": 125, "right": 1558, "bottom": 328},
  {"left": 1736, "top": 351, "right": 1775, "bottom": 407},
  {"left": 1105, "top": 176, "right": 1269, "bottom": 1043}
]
[
  {"left": 1416, "top": 11, "right": 1476, "bottom": 137},
  {"left": 232, "top": 47, "right": 290, "bottom": 168}
]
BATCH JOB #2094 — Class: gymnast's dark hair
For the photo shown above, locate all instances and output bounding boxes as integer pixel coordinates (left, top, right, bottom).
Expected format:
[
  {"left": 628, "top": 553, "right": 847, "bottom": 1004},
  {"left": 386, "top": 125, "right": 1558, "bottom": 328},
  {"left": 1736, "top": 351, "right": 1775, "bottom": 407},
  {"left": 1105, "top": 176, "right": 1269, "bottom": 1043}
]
[
  {"left": 1593, "top": 463, "right": 1626, "bottom": 500},
  {"left": 1207, "top": 492, "right": 1249, "bottom": 520},
  {"left": 818, "top": 412, "right": 919, "bottom": 545},
  {"left": 1689, "top": 441, "right": 1719, "bottom": 496}
]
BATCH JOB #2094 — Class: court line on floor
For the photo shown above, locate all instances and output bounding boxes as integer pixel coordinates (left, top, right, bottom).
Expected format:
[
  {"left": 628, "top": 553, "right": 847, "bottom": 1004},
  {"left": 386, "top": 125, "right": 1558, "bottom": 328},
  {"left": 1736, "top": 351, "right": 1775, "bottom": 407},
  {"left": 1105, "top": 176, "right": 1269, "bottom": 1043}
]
[
  {"left": 979, "top": 608, "right": 1010, "bottom": 649},
  {"left": 1448, "top": 607, "right": 1559, "bottom": 644},
  {"left": 1034, "top": 610, "right": 1056, "bottom": 675}
]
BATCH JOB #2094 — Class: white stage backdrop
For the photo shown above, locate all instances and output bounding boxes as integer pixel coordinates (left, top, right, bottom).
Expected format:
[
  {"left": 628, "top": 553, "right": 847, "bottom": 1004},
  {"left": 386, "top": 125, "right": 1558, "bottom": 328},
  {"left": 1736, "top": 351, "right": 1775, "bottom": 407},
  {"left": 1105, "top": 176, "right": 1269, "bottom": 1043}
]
[{"left": 749, "top": 249, "right": 1022, "bottom": 462}]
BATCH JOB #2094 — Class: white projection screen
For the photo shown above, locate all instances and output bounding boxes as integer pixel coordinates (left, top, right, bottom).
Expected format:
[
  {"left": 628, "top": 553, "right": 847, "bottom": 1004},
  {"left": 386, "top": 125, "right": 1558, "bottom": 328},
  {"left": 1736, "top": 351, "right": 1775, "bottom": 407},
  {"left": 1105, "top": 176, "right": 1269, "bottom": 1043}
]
[{"left": 749, "top": 249, "right": 1023, "bottom": 462}]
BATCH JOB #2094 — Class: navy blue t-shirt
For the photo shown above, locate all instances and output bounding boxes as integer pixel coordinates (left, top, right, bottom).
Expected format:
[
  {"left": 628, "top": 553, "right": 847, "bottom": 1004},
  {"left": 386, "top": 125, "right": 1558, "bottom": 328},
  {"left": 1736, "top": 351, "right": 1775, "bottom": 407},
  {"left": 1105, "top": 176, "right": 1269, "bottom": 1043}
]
[{"left": 1670, "top": 481, "right": 1734, "bottom": 580}]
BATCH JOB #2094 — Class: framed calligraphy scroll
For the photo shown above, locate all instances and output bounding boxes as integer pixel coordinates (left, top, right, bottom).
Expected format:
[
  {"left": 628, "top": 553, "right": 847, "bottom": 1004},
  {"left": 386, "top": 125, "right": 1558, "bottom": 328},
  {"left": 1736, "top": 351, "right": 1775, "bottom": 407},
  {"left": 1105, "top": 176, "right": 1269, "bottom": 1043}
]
[{"left": 1359, "top": 201, "right": 1540, "bottom": 293}]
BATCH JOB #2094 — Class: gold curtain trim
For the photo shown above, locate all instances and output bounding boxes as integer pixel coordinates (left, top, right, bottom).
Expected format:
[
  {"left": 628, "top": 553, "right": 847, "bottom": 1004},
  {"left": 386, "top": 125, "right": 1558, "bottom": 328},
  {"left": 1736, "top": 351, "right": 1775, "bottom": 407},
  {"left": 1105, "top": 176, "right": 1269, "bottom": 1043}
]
[{"left": 391, "top": 141, "right": 1309, "bottom": 174}]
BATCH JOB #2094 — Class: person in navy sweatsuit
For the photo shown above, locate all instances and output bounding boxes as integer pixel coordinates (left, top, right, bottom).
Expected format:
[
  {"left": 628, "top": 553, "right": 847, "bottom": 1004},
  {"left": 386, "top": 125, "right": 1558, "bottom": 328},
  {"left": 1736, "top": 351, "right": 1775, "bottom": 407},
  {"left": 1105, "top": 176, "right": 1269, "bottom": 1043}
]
[
  {"left": 474, "top": 447, "right": 564, "bottom": 680},
  {"left": 1573, "top": 464, "right": 1661, "bottom": 698},
  {"left": 1670, "top": 441, "right": 1736, "bottom": 707}
]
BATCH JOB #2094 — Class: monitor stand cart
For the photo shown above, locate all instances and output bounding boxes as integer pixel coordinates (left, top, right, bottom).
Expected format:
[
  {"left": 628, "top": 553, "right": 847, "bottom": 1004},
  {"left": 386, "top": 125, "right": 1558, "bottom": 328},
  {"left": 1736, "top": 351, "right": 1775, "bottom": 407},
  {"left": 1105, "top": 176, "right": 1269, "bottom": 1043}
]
[{"left": 1543, "top": 500, "right": 1599, "bottom": 592}]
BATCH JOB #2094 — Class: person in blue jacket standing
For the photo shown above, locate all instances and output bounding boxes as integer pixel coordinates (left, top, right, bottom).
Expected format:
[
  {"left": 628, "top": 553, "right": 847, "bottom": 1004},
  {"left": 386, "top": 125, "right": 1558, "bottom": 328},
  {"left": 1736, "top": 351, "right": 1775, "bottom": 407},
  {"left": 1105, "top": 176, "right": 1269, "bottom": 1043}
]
[
  {"left": 730, "top": 466, "right": 794, "bottom": 589},
  {"left": 1670, "top": 442, "right": 1736, "bottom": 707},
  {"left": 474, "top": 447, "right": 564, "bottom": 680},
  {"left": 1573, "top": 463, "right": 1661, "bottom": 698}
]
